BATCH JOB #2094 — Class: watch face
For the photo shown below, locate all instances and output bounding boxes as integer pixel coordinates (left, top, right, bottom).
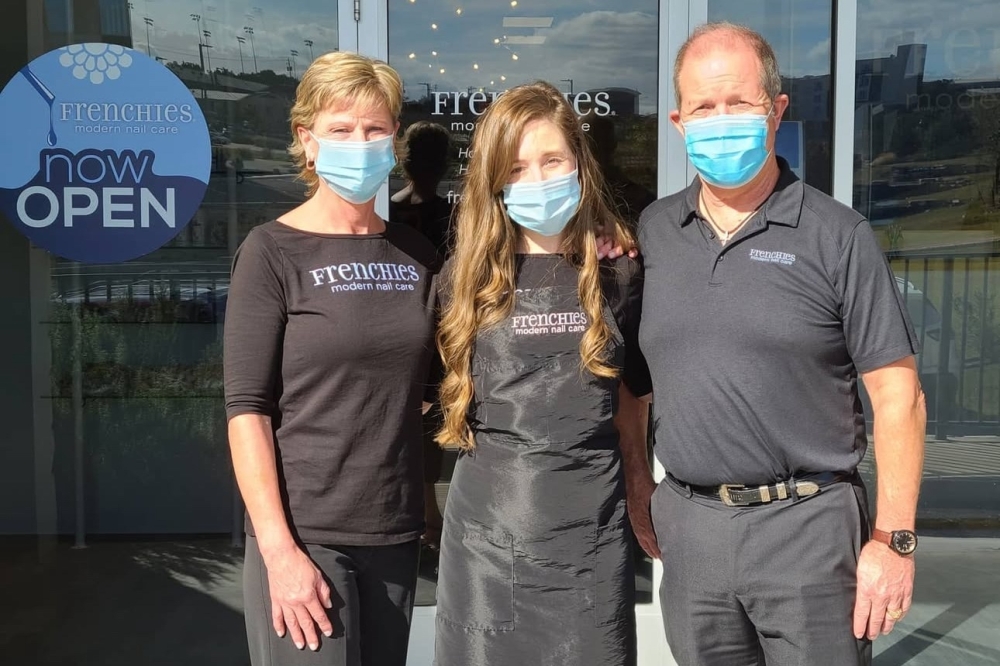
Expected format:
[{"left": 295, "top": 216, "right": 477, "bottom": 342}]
[{"left": 892, "top": 530, "right": 918, "bottom": 555}]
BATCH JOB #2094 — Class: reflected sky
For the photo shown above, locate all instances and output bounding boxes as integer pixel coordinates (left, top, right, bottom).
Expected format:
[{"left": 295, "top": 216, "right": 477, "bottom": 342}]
[
  {"left": 708, "top": 0, "right": 832, "bottom": 79},
  {"left": 856, "top": 0, "right": 1000, "bottom": 81},
  {"left": 388, "top": 0, "right": 658, "bottom": 114},
  {"left": 117, "top": 0, "right": 338, "bottom": 75}
]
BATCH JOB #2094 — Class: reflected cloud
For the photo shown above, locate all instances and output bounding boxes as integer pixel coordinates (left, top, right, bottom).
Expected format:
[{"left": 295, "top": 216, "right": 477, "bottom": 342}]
[
  {"left": 122, "top": 0, "right": 338, "bottom": 74},
  {"left": 856, "top": 0, "right": 1000, "bottom": 81},
  {"left": 390, "top": 5, "right": 658, "bottom": 113}
]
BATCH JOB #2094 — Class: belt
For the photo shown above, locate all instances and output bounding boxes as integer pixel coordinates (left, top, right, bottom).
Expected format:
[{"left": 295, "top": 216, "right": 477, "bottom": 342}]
[{"left": 667, "top": 471, "right": 854, "bottom": 507}]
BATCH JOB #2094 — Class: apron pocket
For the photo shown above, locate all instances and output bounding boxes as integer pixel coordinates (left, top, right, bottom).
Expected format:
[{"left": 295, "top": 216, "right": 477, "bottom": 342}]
[
  {"left": 438, "top": 528, "right": 515, "bottom": 632},
  {"left": 593, "top": 520, "right": 635, "bottom": 627}
]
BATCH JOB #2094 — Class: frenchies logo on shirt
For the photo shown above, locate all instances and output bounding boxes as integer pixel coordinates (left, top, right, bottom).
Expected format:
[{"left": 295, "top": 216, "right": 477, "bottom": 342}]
[
  {"left": 511, "top": 312, "right": 588, "bottom": 336},
  {"left": 749, "top": 248, "right": 797, "bottom": 266},
  {"left": 308, "top": 262, "right": 421, "bottom": 293}
]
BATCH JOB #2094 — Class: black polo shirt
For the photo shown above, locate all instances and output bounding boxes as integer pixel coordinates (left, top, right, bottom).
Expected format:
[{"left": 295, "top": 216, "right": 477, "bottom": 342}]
[{"left": 638, "top": 158, "right": 919, "bottom": 486}]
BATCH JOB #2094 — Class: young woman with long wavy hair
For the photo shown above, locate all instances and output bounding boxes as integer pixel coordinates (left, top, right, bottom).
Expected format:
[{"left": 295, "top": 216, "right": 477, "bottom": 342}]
[{"left": 432, "top": 81, "right": 656, "bottom": 666}]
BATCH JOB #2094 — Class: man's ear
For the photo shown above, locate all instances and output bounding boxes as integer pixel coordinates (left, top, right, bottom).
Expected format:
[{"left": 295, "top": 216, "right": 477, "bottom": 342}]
[{"left": 669, "top": 109, "right": 684, "bottom": 136}]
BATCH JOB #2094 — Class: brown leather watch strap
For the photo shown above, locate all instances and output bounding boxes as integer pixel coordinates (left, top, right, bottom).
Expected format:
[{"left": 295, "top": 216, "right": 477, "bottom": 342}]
[{"left": 871, "top": 528, "right": 893, "bottom": 546}]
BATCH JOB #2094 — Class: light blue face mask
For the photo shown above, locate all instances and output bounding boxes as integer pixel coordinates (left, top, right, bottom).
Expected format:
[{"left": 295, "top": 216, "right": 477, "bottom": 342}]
[
  {"left": 683, "top": 109, "right": 773, "bottom": 189},
  {"left": 502, "top": 170, "right": 582, "bottom": 237},
  {"left": 310, "top": 132, "right": 396, "bottom": 204}
]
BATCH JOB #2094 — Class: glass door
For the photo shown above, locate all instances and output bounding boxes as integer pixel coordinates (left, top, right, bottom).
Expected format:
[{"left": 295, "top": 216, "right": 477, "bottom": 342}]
[{"left": 359, "top": 0, "right": 666, "bottom": 663}]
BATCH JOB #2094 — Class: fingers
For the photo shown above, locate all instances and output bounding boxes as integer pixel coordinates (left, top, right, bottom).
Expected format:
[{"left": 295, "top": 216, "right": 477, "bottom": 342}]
[
  {"left": 852, "top": 594, "right": 872, "bottom": 640},
  {"left": 867, "top": 598, "right": 889, "bottom": 640},
  {"left": 307, "top": 595, "right": 334, "bottom": 639},
  {"left": 319, "top": 578, "right": 334, "bottom": 611},
  {"left": 293, "top": 602, "right": 321, "bottom": 651},
  {"left": 882, "top": 588, "right": 911, "bottom": 635},
  {"left": 272, "top": 602, "right": 286, "bottom": 638},
  {"left": 283, "top": 605, "right": 307, "bottom": 650}
]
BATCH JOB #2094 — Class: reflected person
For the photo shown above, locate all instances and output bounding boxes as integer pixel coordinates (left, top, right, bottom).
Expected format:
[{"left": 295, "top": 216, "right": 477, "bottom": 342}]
[
  {"left": 390, "top": 120, "right": 456, "bottom": 555},
  {"left": 390, "top": 120, "right": 455, "bottom": 255},
  {"left": 224, "top": 52, "right": 439, "bottom": 666},
  {"left": 584, "top": 112, "right": 656, "bottom": 231}
]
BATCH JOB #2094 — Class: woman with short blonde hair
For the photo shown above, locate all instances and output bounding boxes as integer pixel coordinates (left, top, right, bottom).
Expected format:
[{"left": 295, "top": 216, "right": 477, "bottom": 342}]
[
  {"left": 433, "top": 81, "right": 654, "bottom": 666},
  {"left": 225, "top": 52, "right": 438, "bottom": 666}
]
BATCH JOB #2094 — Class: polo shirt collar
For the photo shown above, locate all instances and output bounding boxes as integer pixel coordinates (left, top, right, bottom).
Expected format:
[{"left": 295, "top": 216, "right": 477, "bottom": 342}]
[{"left": 678, "top": 156, "right": 804, "bottom": 229}]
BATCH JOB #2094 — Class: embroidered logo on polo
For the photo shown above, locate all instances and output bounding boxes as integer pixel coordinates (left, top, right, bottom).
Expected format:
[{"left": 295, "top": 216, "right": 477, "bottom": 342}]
[
  {"left": 307, "top": 262, "right": 421, "bottom": 293},
  {"left": 749, "top": 249, "right": 797, "bottom": 266}
]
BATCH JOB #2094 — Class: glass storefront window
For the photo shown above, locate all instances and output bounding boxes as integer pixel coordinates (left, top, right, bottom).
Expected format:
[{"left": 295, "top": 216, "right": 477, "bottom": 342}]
[
  {"left": 853, "top": 0, "right": 1000, "bottom": 487},
  {"left": 852, "top": 2, "right": 1000, "bottom": 661},
  {"left": 386, "top": 0, "right": 660, "bottom": 606},
  {"left": 1, "top": 1, "right": 336, "bottom": 663},
  {"left": 708, "top": 0, "right": 835, "bottom": 194}
]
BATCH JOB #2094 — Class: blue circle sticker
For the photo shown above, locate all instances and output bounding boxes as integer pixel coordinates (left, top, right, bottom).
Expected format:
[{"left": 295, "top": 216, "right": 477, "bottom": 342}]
[{"left": 0, "top": 43, "right": 211, "bottom": 263}]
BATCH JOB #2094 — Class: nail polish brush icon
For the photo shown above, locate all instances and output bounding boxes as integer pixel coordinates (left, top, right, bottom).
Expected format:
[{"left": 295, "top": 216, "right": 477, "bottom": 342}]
[{"left": 20, "top": 67, "right": 57, "bottom": 146}]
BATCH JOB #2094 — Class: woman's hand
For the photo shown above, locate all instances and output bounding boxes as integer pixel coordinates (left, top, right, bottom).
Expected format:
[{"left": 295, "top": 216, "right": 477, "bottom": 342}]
[{"left": 263, "top": 543, "right": 334, "bottom": 651}]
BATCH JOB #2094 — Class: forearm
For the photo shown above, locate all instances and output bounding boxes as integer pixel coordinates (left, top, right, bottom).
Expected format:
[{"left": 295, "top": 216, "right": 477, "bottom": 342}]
[
  {"left": 229, "top": 413, "right": 297, "bottom": 558},
  {"left": 870, "top": 390, "right": 926, "bottom": 531},
  {"left": 615, "top": 383, "right": 653, "bottom": 486}
]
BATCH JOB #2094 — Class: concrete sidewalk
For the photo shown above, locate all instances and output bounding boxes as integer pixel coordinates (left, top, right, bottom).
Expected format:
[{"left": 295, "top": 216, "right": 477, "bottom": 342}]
[{"left": 1, "top": 533, "right": 997, "bottom": 665}]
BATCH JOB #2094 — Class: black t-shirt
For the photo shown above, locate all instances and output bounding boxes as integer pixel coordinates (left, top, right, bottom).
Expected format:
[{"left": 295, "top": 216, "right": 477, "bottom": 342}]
[
  {"left": 638, "top": 160, "right": 919, "bottom": 486},
  {"left": 223, "top": 221, "right": 439, "bottom": 546}
]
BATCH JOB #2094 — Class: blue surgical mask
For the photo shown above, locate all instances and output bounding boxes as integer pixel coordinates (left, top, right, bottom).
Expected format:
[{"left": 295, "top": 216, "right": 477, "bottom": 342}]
[
  {"left": 310, "top": 132, "right": 396, "bottom": 204},
  {"left": 683, "top": 110, "right": 773, "bottom": 189},
  {"left": 502, "top": 170, "right": 582, "bottom": 237}
]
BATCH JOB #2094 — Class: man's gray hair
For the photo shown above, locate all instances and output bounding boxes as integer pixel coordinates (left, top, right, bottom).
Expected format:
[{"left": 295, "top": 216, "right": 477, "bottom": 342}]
[{"left": 673, "top": 22, "right": 782, "bottom": 106}]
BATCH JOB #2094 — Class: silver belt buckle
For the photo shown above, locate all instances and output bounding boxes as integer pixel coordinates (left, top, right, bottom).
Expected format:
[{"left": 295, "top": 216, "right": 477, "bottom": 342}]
[
  {"left": 795, "top": 480, "right": 821, "bottom": 497},
  {"left": 718, "top": 484, "right": 746, "bottom": 507}
]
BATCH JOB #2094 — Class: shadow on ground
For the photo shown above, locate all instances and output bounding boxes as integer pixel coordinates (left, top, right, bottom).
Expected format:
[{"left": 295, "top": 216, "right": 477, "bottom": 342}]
[{"left": 0, "top": 537, "right": 249, "bottom": 666}]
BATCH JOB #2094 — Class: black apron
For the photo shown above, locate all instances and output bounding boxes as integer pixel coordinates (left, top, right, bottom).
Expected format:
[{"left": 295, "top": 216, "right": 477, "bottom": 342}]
[{"left": 434, "top": 255, "right": 636, "bottom": 666}]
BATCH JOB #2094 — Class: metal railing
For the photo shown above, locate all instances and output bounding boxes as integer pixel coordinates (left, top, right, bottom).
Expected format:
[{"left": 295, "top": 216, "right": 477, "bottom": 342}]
[{"left": 889, "top": 251, "right": 1000, "bottom": 438}]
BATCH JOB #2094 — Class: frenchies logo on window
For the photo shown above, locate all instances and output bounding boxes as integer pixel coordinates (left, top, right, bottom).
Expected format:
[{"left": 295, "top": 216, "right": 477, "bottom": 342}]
[{"left": 0, "top": 44, "right": 211, "bottom": 264}]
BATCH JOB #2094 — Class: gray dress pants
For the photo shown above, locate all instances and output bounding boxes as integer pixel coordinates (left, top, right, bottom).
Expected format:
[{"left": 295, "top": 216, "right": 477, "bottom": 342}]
[
  {"left": 243, "top": 535, "right": 419, "bottom": 666},
  {"left": 652, "top": 476, "right": 873, "bottom": 666}
]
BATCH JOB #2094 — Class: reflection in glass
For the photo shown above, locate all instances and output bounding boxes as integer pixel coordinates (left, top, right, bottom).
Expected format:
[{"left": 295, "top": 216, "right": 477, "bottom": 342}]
[
  {"left": 853, "top": 0, "right": 1000, "bottom": 444},
  {"left": 708, "top": 0, "right": 834, "bottom": 194},
  {"left": 1, "top": 1, "right": 337, "bottom": 664},
  {"left": 388, "top": 0, "right": 659, "bottom": 606}
]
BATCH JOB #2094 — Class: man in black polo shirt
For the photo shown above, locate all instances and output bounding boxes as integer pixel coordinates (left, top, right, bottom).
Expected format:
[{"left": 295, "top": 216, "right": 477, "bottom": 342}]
[{"left": 638, "top": 23, "right": 927, "bottom": 665}]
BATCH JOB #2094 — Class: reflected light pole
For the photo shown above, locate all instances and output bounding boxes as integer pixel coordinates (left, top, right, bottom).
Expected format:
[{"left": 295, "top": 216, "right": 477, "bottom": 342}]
[
  {"left": 143, "top": 17, "right": 153, "bottom": 56},
  {"left": 203, "top": 30, "right": 214, "bottom": 73},
  {"left": 190, "top": 14, "right": 205, "bottom": 72},
  {"left": 236, "top": 36, "right": 246, "bottom": 74},
  {"left": 244, "top": 26, "right": 258, "bottom": 73}
]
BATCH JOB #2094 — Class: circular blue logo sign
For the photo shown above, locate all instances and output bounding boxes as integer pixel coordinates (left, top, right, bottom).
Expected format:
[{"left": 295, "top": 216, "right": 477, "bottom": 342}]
[{"left": 0, "top": 43, "right": 211, "bottom": 263}]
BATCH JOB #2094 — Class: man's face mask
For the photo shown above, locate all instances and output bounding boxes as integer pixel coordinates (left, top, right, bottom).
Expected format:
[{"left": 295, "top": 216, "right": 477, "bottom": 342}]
[{"left": 682, "top": 106, "right": 774, "bottom": 189}]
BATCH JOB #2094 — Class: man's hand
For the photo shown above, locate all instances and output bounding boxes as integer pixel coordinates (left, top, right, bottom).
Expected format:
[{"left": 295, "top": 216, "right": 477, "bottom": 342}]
[
  {"left": 852, "top": 541, "right": 915, "bottom": 639},
  {"left": 264, "top": 544, "right": 334, "bottom": 651},
  {"left": 626, "top": 474, "right": 660, "bottom": 559}
]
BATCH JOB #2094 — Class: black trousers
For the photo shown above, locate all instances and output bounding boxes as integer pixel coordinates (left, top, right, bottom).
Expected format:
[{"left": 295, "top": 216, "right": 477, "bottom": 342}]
[
  {"left": 243, "top": 535, "right": 419, "bottom": 666},
  {"left": 652, "top": 476, "right": 873, "bottom": 666}
]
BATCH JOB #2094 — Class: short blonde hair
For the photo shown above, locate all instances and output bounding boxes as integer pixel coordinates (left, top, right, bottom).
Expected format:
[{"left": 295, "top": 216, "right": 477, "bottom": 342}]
[{"left": 289, "top": 52, "right": 404, "bottom": 196}]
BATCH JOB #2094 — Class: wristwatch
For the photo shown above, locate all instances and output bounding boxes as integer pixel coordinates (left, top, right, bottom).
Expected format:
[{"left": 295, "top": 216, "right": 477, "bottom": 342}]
[{"left": 872, "top": 528, "right": 918, "bottom": 556}]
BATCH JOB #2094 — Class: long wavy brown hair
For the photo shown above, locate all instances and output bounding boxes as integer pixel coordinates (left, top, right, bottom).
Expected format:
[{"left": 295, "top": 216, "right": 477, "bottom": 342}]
[{"left": 436, "top": 81, "right": 633, "bottom": 450}]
